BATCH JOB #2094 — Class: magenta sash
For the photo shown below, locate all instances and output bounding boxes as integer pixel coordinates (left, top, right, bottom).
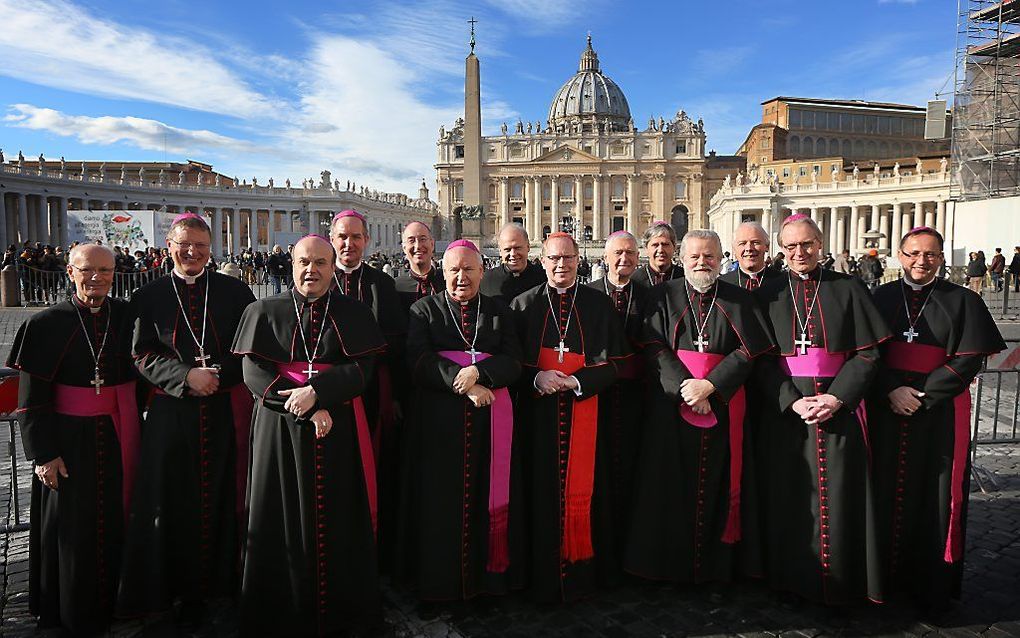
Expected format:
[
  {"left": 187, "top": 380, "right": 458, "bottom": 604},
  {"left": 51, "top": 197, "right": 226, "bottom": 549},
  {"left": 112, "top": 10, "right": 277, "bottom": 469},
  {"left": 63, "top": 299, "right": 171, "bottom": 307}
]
[
  {"left": 53, "top": 381, "right": 140, "bottom": 520},
  {"left": 779, "top": 347, "right": 846, "bottom": 377},
  {"left": 675, "top": 350, "right": 745, "bottom": 543},
  {"left": 885, "top": 341, "right": 968, "bottom": 563},
  {"left": 439, "top": 350, "right": 513, "bottom": 573},
  {"left": 277, "top": 362, "right": 378, "bottom": 534}
]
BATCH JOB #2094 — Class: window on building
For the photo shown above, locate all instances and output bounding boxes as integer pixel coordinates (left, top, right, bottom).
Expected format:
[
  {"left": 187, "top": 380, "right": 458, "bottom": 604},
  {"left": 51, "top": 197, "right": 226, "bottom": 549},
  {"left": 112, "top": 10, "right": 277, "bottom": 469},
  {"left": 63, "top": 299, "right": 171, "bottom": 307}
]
[
  {"left": 611, "top": 142, "right": 626, "bottom": 155},
  {"left": 789, "top": 109, "right": 802, "bottom": 127},
  {"left": 561, "top": 182, "right": 573, "bottom": 198},
  {"left": 543, "top": 183, "right": 551, "bottom": 200},
  {"left": 852, "top": 114, "right": 864, "bottom": 133},
  {"left": 613, "top": 181, "right": 625, "bottom": 199},
  {"left": 840, "top": 113, "right": 852, "bottom": 132},
  {"left": 803, "top": 111, "right": 815, "bottom": 129},
  {"left": 674, "top": 180, "right": 686, "bottom": 199},
  {"left": 761, "top": 156, "right": 768, "bottom": 163},
  {"left": 489, "top": 184, "right": 497, "bottom": 200},
  {"left": 675, "top": 140, "right": 687, "bottom": 154},
  {"left": 455, "top": 145, "right": 465, "bottom": 158},
  {"left": 783, "top": 167, "right": 791, "bottom": 178},
  {"left": 510, "top": 146, "right": 524, "bottom": 158},
  {"left": 612, "top": 217, "right": 625, "bottom": 232},
  {"left": 454, "top": 180, "right": 464, "bottom": 201},
  {"left": 830, "top": 163, "right": 838, "bottom": 173},
  {"left": 828, "top": 112, "right": 840, "bottom": 131},
  {"left": 761, "top": 137, "right": 769, "bottom": 149},
  {"left": 584, "top": 183, "right": 593, "bottom": 199},
  {"left": 582, "top": 145, "right": 592, "bottom": 154},
  {"left": 511, "top": 181, "right": 524, "bottom": 198},
  {"left": 879, "top": 116, "right": 890, "bottom": 135},
  {"left": 642, "top": 181, "right": 651, "bottom": 199},
  {"left": 812, "top": 164, "right": 821, "bottom": 174},
  {"left": 489, "top": 146, "right": 497, "bottom": 157},
  {"left": 799, "top": 166, "right": 807, "bottom": 177}
]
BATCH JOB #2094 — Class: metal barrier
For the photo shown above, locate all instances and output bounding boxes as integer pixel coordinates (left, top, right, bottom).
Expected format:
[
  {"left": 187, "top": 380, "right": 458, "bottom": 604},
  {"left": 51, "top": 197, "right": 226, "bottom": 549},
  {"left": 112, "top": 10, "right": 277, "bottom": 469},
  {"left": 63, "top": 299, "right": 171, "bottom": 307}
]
[
  {"left": 986, "top": 272, "right": 1020, "bottom": 320},
  {"left": 970, "top": 338, "right": 1020, "bottom": 492},
  {"left": 0, "top": 369, "right": 26, "bottom": 534}
]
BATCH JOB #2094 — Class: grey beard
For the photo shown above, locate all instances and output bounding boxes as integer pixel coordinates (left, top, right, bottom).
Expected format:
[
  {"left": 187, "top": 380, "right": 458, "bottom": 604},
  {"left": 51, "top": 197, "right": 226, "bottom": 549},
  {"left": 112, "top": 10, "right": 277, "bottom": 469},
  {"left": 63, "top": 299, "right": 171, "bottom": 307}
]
[{"left": 686, "top": 270, "right": 719, "bottom": 291}]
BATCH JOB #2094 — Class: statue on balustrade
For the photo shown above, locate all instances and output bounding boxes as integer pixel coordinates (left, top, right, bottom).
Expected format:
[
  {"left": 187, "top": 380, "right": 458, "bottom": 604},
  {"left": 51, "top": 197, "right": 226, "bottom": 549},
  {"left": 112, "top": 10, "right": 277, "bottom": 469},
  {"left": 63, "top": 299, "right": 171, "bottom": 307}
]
[
  {"left": 138, "top": 167, "right": 146, "bottom": 184},
  {"left": 852, "top": 164, "right": 860, "bottom": 180},
  {"left": 178, "top": 170, "right": 186, "bottom": 185},
  {"left": 832, "top": 166, "right": 840, "bottom": 183},
  {"left": 735, "top": 171, "right": 743, "bottom": 187},
  {"left": 940, "top": 157, "right": 948, "bottom": 175},
  {"left": 723, "top": 174, "right": 731, "bottom": 188},
  {"left": 268, "top": 178, "right": 274, "bottom": 189},
  {"left": 215, "top": 174, "right": 222, "bottom": 187},
  {"left": 893, "top": 162, "right": 900, "bottom": 177},
  {"left": 873, "top": 163, "right": 880, "bottom": 178}
]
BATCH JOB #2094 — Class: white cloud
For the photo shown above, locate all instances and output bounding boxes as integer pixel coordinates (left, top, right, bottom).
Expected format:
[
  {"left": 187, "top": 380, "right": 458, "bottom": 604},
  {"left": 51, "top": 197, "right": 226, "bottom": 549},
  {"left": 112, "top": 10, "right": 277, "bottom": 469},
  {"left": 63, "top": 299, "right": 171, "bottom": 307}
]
[
  {"left": 5, "top": 104, "right": 261, "bottom": 155},
  {"left": 0, "top": 0, "right": 277, "bottom": 118},
  {"left": 483, "top": 0, "right": 594, "bottom": 30}
]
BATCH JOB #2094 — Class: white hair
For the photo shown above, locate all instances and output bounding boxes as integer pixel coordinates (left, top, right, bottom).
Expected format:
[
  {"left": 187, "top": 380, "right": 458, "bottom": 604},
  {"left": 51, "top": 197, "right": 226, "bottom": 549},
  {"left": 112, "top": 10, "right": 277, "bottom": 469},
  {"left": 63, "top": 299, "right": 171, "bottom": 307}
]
[
  {"left": 68, "top": 243, "right": 115, "bottom": 267},
  {"left": 604, "top": 231, "right": 637, "bottom": 250},
  {"left": 679, "top": 229, "right": 723, "bottom": 258},
  {"left": 734, "top": 221, "right": 769, "bottom": 246},
  {"left": 497, "top": 222, "right": 529, "bottom": 244}
]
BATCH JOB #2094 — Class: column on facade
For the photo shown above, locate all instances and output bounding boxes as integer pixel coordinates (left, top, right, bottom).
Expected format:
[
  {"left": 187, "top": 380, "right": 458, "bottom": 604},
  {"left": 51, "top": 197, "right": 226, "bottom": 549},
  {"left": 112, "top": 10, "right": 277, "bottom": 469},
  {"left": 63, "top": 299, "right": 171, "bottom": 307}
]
[
  {"left": 653, "top": 174, "right": 666, "bottom": 226},
  {"left": 836, "top": 207, "right": 847, "bottom": 254},
  {"left": 913, "top": 202, "right": 924, "bottom": 229},
  {"left": 890, "top": 203, "right": 903, "bottom": 251},
  {"left": 901, "top": 205, "right": 912, "bottom": 241},
  {"left": 592, "top": 175, "right": 603, "bottom": 240},
  {"left": 528, "top": 177, "right": 540, "bottom": 240},
  {"left": 868, "top": 204, "right": 879, "bottom": 235},
  {"left": 810, "top": 207, "right": 823, "bottom": 238},
  {"left": 249, "top": 210, "right": 259, "bottom": 250},
  {"left": 935, "top": 200, "right": 946, "bottom": 237},
  {"left": 57, "top": 197, "right": 68, "bottom": 246},
  {"left": 210, "top": 208, "right": 223, "bottom": 258},
  {"left": 46, "top": 198, "right": 58, "bottom": 245},
  {"left": 574, "top": 175, "right": 584, "bottom": 241},
  {"left": 4, "top": 195, "right": 15, "bottom": 247},
  {"left": 231, "top": 208, "right": 242, "bottom": 255},
  {"left": 550, "top": 178, "right": 559, "bottom": 233},
  {"left": 499, "top": 177, "right": 510, "bottom": 230},
  {"left": 923, "top": 202, "right": 935, "bottom": 228},
  {"left": 879, "top": 205, "right": 890, "bottom": 250},
  {"left": 828, "top": 207, "right": 840, "bottom": 255},
  {"left": 626, "top": 175, "right": 637, "bottom": 234},
  {"left": 847, "top": 205, "right": 859, "bottom": 255},
  {"left": 0, "top": 194, "right": 6, "bottom": 254},
  {"left": 944, "top": 201, "right": 956, "bottom": 265},
  {"left": 268, "top": 209, "right": 277, "bottom": 249}
]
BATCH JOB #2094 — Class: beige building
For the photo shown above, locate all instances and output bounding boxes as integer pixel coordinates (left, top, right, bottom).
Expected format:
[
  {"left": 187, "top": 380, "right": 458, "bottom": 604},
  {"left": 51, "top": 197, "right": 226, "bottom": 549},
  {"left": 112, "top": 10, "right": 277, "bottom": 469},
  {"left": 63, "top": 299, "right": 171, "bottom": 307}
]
[
  {"left": 435, "top": 36, "right": 731, "bottom": 248},
  {"left": 738, "top": 97, "right": 950, "bottom": 168}
]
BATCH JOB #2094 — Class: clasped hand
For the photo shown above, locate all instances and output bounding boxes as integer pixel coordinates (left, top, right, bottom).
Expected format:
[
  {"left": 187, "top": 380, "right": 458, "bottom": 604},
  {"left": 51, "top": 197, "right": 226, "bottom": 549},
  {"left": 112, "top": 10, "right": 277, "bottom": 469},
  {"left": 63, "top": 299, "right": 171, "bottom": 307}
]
[
  {"left": 791, "top": 393, "right": 843, "bottom": 425},
  {"left": 279, "top": 385, "right": 318, "bottom": 417},
  {"left": 186, "top": 367, "right": 220, "bottom": 397},
  {"left": 534, "top": 370, "right": 579, "bottom": 396},
  {"left": 888, "top": 386, "right": 924, "bottom": 416},
  {"left": 452, "top": 365, "right": 480, "bottom": 394}
]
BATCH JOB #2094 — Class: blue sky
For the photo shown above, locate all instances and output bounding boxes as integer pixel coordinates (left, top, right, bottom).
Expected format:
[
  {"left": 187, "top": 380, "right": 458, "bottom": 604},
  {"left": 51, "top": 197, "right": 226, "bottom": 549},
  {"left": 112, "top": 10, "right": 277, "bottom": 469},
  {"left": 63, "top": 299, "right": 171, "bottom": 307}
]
[{"left": 0, "top": 0, "right": 957, "bottom": 195}]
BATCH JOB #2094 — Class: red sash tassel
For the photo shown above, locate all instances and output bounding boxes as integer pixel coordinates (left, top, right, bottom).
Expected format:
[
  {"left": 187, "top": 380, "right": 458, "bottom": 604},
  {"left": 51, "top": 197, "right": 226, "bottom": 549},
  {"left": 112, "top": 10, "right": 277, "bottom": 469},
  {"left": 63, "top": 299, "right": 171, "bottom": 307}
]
[{"left": 537, "top": 348, "right": 598, "bottom": 563}]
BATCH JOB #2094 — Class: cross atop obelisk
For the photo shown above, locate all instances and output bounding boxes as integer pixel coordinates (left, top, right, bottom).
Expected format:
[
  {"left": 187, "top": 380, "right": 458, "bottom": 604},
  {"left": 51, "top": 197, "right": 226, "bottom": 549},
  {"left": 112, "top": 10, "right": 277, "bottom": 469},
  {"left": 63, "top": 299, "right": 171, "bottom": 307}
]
[{"left": 468, "top": 16, "right": 478, "bottom": 53}]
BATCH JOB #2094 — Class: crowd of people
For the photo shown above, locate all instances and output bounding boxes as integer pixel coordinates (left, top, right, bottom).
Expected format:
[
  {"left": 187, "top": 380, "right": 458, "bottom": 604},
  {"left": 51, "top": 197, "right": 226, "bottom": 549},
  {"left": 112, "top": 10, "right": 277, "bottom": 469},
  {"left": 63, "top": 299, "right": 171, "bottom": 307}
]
[{"left": 6, "top": 210, "right": 1009, "bottom": 637}]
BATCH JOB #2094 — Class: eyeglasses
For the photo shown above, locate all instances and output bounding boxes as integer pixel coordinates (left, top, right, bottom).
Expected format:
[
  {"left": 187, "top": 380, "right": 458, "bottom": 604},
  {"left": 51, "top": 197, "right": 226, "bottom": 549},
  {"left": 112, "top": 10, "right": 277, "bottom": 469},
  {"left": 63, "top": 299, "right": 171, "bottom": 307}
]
[
  {"left": 544, "top": 254, "right": 579, "bottom": 263},
  {"left": 900, "top": 250, "right": 943, "bottom": 261},
  {"left": 170, "top": 239, "right": 211, "bottom": 252},
  {"left": 782, "top": 241, "right": 818, "bottom": 253},
  {"left": 70, "top": 265, "right": 114, "bottom": 276}
]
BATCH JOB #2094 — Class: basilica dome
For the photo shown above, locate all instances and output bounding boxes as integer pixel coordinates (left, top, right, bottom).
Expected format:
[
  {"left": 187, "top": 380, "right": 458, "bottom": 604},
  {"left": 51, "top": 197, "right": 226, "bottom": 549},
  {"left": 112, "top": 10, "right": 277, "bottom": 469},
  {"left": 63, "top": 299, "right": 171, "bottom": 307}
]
[{"left": 548, "top": 36, "right": 632, "bottom": 132}]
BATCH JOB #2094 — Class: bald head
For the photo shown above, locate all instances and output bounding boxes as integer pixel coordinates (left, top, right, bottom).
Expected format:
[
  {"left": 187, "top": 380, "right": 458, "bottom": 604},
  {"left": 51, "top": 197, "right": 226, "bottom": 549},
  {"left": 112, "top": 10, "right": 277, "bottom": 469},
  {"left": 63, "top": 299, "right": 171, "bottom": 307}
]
[
  {"left": 732, "top": 222, "right": 769, "bottom": 273},
  {"left": 402, "top": 221, "right": 435, "bottom": 274},
  {"left": 604, "top": 232, "right": 638, "bottom": 284},
  {"left": 497, "top": 223, "right": 530, "bottom": 273},
  {"left": 66, "top": 243, "right": 115, "bottom": 307},
  {"left": 293, "top": 235, "right": 335, "bottom": 298}
]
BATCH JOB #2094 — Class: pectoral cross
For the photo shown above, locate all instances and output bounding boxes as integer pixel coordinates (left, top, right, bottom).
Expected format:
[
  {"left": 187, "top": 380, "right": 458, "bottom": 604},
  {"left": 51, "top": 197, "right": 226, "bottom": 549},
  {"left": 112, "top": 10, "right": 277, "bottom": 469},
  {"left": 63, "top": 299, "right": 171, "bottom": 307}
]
[
  {"left": 465, "top": 347, "right": 480, "bottom": 364},
  {"left": 794, "top": 332, "right": 813, "bottom": 355},
  {"left": 91, "top": 368, "right": 105, "bottom": 395},
  {"left": 194, "top": 348, "right": 211, "bottom": 367},
  {"left": 303, "top": 362, "right": 319, "bottom": 380},
  {"left": 693, "top": 333, "right": 709, "bottom": 353},
  {"left": 554, "top": 340, "right": 570, "bottom": 364},
  {"left": 902, "top": 326, "right": 919, "bottom": 343}
]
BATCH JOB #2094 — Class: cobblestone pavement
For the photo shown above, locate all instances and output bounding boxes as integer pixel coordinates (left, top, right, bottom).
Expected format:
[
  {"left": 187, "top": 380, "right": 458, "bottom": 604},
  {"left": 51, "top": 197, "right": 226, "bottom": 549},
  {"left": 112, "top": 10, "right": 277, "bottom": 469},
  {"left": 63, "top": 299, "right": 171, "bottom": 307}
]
[{"left": 2, "top": 308, "right": 1019, "bottom": 638}]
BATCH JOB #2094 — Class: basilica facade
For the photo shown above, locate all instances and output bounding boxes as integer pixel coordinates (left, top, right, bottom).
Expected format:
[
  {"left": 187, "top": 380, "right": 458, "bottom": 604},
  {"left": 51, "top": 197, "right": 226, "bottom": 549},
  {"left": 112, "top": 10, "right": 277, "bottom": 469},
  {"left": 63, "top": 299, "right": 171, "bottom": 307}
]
[{"left": 434, "top": 37, "right": 739, "bottom": 249}]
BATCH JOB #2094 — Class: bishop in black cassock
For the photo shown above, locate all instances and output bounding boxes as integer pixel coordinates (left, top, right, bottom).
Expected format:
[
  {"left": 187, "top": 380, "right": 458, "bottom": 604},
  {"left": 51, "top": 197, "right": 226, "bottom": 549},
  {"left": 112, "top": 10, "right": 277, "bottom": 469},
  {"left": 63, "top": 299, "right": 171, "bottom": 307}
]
[
  {"left": 8, "top": 245, "right": 139, "bottom": 635},
  {"left": 479, "top": 223, "right": 546, "bottom": 305},
  {"left": 630, "top": 222, "right": 683, "bottom": 289},
  {"left": 626, "top": 231, "right": 774, "bottom": 586},
  {"left": 394, "top": 222, "right": 444, "bottom": 309},
  {"left": 331, "top": 209, "right": 408, "bottom": 569},
  {"left": 511, "top": 233, "right": 627, "bottom": 602},
  {"left": 869, "top": 227, "right": 1005, "bottom": 608},
  {"left": 718, "top": 222, "right": 785, "bottom": 292},
  {"left": 233, "top": 236, "right": 386, "bottom": 636},
  {"left": 118, "top": 215, "right": 256, "bottom": 622},
  {"left": 755, "top": 215, "right": 890, "bottom": 604},
  {"left": 586, "top": 231, "right": 649, "bottom": 563},
  {"left": 399, "top": 240, "right": 525, "bottom": 601}
]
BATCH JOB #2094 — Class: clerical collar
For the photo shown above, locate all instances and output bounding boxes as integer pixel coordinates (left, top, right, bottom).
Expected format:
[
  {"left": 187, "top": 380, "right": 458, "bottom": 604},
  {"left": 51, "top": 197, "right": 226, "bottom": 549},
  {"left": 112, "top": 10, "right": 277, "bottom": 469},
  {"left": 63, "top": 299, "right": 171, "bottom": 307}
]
[
  {"left": 72, "top": 295, "right": 105, "bottom": 314},
  {"left": 293, "top": 288, "right": 327, "bottom": 305},
  {"left": 549, "top": 282, "right": 576, "bottom": 295},
  {"left": 740, "top": 264, "right": 767, "bottom": 278},
  {"left": 410, "top": 265, "right": 433, "bottom": 280},
  {"left": 172, "top": 268, "right": 205, "bottom": 285},
  {"left": 688, "top": 281, "right": 716, "bottom": 294},
  {"left": 902, "top": 275, "right": 936, "bottom": 291},
  {"left": 505, "top": 264, "right": 526, "bottom": 277},
  {"left": 337, "top": 261, "right": 362, "bottom": 275},
  {"left": 791, "top": 267, "right": 819, "bottom": 281},
  {"left": 606, "top": 278, "right": 629, "bottom": 291},
  {"left": 447, "top": 292, "right": 477, "bottom": 307}
]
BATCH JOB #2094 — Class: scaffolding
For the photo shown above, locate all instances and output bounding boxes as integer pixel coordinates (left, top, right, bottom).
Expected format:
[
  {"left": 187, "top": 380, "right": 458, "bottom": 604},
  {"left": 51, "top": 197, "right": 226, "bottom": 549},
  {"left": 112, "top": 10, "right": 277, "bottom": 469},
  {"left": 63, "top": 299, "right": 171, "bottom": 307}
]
[{"left": 952, "top": 0, "right": 1020, "bottom": 200}]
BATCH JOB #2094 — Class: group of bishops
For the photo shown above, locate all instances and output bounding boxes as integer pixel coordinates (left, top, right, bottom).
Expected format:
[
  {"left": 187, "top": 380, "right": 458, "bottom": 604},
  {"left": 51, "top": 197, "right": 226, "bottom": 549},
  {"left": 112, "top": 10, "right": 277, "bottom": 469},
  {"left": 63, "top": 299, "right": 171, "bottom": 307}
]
[{"left": 10, "top": 207, "right": 1006, "bottom": 637}]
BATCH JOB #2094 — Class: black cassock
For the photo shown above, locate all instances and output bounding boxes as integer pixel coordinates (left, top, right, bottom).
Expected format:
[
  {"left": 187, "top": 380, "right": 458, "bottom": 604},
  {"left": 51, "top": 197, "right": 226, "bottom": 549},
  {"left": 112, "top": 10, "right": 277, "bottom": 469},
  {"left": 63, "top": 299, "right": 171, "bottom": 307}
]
[
  {"left": 7, "top": 298, "right": 137, "bottom": 634},
  {"left": 394, "top": 265, "right": 444, "bottom": 310},
  {"left": 399, "top": 292, "right": 524, "bottom": 600},
  {"left": 585, "top": 276, "right": 649, "bottom": 562},
  {"left": 233, "top": 289, "right": 386, "bottom": 636},
  {"left": 479, "top": 262, "right": 547, "bottom": 306},
  {"left": 630, "top": 263, "right": 683, "bottom": 289},
  {"left": 118, "top": 271, "right": 256, "bottom": 615},
  {"left": 719, "top": 266, "right": 784, "bottom": 291},
  {"left": 334, "top": 262, "right": 407, "bottom": 568},
  {"left": 511, "top": 282, "right": 627, "bottom": 602},
  {"left": 625, "top": 280, "right": 773, "bottom": 584},
  {"left": 755, "top": 267, "right": 890, "bottom": 604},
  {"left": 869, "top": 278, "right": 1004, "bottom": 607}
]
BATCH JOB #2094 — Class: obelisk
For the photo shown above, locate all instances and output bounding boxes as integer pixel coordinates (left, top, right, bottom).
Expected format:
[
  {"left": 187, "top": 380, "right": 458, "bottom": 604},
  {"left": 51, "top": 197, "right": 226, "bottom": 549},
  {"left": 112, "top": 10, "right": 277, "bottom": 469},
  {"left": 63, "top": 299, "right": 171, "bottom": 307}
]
[{"left": 460, "top": 17, "right": 485, "bottom": 242}]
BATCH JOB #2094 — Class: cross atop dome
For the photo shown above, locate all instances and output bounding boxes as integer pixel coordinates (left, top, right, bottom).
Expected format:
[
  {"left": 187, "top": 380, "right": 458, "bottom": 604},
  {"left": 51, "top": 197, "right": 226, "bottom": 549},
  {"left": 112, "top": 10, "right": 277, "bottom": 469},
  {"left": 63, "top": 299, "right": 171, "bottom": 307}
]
[{"left": 579, "top": 34, "right": 599, "bottom": 72}]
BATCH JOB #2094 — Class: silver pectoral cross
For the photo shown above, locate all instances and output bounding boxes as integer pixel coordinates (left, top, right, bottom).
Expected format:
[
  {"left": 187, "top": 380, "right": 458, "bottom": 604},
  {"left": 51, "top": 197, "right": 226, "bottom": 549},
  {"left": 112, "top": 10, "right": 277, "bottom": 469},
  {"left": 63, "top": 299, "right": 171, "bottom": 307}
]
[
  {"left": 91, "top": 368, "right": 105, "bottom": 395},
  {"left": 194, "top": 348, "right": 212, "bottom": 367},
  {"left": 902, "top": 327, "right": 919, "bottom": 343},
  {"left": 693, "top": 334, "right": 709, "bottom": 353},
  {"left": 554, "top": 340, "right": 570, "bottom": 364},
  {"left": 303, "top": 362, "right": 319, "bottom": 380},
  {"left": 794, "top": 332, "right": 813, "bottom": 355},
  {"left": 465, "top": 347, "right": 480, "bottom": 364}
]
